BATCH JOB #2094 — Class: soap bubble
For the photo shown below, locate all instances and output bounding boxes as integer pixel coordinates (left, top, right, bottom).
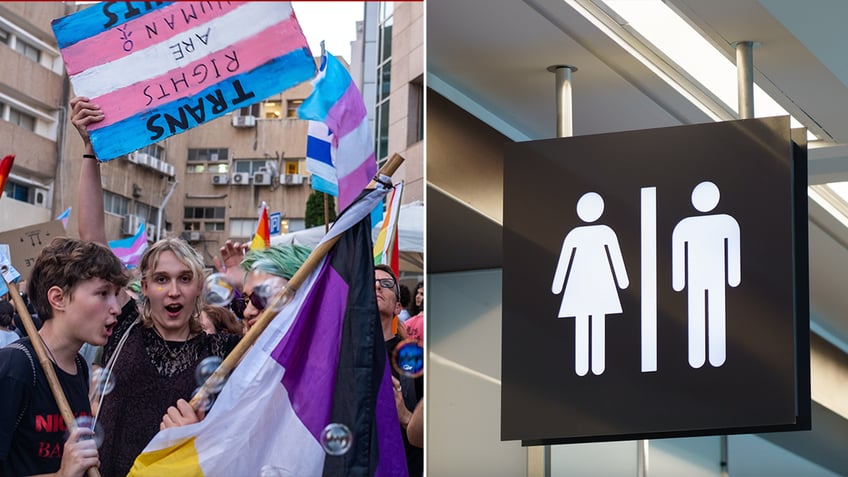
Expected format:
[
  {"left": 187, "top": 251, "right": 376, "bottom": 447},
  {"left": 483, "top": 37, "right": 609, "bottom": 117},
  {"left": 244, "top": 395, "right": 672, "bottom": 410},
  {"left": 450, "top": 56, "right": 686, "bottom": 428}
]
[
  {"left": 204, "top": 273, "right": 235, "bottom": 306},
  {"left": 392, "top": 339, "right": 424, "bottom": 378},
  {"left": 64, "top": 415, "right": 104, "bottom": 448},
  {"left": 321, "top": 423, "right": 353, "bottom": 456},
  {"left": 195, "top": 356, "right": 226, "bottom": 393},
  {"left": 90, "top": 367, "right": 115, "bottom": 397},
  {"left": 259, "top": 465, "right": 282, "bottom": 477},
  {"left": 192, "top": 386, "right": 216, "bottom": 413}
]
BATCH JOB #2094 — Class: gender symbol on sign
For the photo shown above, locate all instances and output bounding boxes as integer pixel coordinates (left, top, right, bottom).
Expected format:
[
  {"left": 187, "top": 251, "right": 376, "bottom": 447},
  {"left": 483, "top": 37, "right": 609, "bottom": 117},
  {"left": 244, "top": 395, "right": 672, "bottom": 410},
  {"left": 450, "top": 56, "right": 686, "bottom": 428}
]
[{"left": 553, "top": 181, "right": 741, "bottom": 375}]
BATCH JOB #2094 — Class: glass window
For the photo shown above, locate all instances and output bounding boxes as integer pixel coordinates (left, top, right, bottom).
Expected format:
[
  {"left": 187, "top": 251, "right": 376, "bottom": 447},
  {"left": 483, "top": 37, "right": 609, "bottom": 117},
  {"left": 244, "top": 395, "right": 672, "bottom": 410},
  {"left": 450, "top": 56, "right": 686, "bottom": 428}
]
[
  {"left": 187, "top": 148, "right": 228, "bottom": 162},
  {"left": 14, "top": 38, "right": 40, "bottom": 63},
  {"left": 285, "top": 99, "right": 302, "bottom": 118},
  {"left": 186, "top": 164, "right": 206, "bottom": 174},
  {"left": 204, "top": 222, "right": 225, "bottom": 232},
  {"left": 229, "top": 219, "right": 255, "bottom": 237},
  {"left": 103, "top": 191, "right": 129, "bottom": 216},
  {"left": 4, "top": 181, "right": 29, "bottom": 203},
  {"left": 408, "top": 76, "right": 424, "bottom": 145},
  {"left": 8, "top": 107, "right": 36, "bottom": 131},
  {"left": 233, "top": 159, "right": 267, "bottom": 174},
  {"left": 0, "top": 27, "right": 9, "bottom": 44},
  {"left": 263, "top": 100, "right": 282, "bottom": 119}
]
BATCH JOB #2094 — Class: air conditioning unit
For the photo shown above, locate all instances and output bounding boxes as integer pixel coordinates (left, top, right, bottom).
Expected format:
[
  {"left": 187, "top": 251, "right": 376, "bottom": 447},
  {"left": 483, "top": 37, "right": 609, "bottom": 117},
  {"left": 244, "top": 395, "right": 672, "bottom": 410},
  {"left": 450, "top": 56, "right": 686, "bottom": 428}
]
[
  {"left": 121, "top": 215, "right": 141, "bottom": 235},
  {"left": 283, "top": 174, "right": 303, "bottom": 185},
  {"left": 165, "top": 163, "right": 175, "bottom": 177},
  {"left": 212, "top": 174, "right": 229, "bottom": 185},
  {"left": 252, "top": 172, "right": 271, "bottom": 186},
  {"left": 231, "top": 172, "right": 251, "bottom": 185},
  {"left": 126, "top": 151, "right": 139, "bottom": 163},
  {"left": 146, "top": 225, "right": 157, "bottom": 242},
  {"left": 232, "top": 115, "right": 256, "bottom": 128},
  {"left": 149, "top": 157, "right": 161, "bottom": 171},
  {"left": 136, "top": 153, "right": 150, "bottom": 166}
]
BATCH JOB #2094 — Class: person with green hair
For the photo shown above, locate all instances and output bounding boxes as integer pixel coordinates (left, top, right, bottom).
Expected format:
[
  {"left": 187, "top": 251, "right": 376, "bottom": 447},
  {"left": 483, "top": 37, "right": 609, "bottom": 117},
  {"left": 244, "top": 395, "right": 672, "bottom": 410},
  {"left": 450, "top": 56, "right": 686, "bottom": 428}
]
[{"left": 214, "top": 241, "right": 312, "bottom": 331}]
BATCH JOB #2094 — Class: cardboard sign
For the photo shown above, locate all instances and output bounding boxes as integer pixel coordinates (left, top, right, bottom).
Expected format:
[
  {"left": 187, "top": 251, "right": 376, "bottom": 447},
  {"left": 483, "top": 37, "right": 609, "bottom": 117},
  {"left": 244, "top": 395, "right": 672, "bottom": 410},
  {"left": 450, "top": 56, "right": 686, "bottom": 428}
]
[
  {"left": 502, "top": 117, "right": 810, "bottom": 444},
  {"left": 0, "top": 221, "right": 67, "bottom": 282},
  {"left": 51, "top": 2, "right": 317, "bottom": 160}
]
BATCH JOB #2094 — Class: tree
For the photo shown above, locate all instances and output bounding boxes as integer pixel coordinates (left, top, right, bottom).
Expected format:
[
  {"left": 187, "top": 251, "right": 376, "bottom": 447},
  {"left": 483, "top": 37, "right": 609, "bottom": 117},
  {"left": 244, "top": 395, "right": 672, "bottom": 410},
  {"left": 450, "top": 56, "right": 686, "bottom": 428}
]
[{"left": 304, "top": 191, "right": 337, "bottom": 228}]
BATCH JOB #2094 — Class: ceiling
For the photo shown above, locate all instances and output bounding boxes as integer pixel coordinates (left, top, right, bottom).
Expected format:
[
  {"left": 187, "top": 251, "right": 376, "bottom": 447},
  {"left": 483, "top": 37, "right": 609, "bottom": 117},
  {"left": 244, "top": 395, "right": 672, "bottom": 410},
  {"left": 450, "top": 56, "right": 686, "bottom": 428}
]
[{"left": 427, "top": 0, "right": 848, "bottom": 473}]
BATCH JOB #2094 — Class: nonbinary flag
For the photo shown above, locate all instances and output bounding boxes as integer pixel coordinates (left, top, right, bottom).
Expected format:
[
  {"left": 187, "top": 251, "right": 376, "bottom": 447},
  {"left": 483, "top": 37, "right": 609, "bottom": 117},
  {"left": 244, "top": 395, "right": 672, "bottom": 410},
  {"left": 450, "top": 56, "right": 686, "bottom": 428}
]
[
  {"left": 0, "top": 154, "right": 14, "bottom": 195},
  {"left": 373, "top": 182, "right": 404, "bottom": 276},
  {"left": 298, "top": 50, "right": 376, "bottom": 211},
  {"left": 129, "top": 186, "right": 407, "bottom": 477},
  {"left": 55, "top": 207, "right": 72, "bottom": 230},
  {"left": 51, "top": 2, "right": 316, "bottom": 160},
  {"left": 109, "top": 221, "right": 148, "bottom": 269},
  {"left": 250, "top": 202, "right": 271, "bottom": 251}
]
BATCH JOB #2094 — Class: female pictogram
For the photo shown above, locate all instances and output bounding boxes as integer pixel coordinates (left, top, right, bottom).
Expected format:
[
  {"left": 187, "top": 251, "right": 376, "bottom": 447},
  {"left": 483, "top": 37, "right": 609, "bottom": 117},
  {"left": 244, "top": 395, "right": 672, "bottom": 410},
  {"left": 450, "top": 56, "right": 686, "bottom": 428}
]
[{"left": 552, "top": 192, "right": 629, "bottom": 376}]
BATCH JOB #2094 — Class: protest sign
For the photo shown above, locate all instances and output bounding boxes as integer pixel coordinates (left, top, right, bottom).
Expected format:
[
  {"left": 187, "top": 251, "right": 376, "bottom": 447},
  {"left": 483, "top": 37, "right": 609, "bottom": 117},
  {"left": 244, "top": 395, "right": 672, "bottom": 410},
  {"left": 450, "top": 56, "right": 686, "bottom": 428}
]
[
  {"left": 52, "top": 2, "right": 317, "bottom": 160},
  {"left": 0, "top": 221, "right": 66, "bottom": 282}
]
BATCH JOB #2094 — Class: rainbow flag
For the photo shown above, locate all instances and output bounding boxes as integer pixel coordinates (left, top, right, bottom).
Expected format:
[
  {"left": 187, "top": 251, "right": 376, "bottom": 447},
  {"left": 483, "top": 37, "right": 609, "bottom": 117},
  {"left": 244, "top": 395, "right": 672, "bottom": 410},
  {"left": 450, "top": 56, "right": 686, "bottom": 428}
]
[
  {"left": 0, "top": 154, "right": 14, "bottom": 195},
  {"left": 373, "top": 182, "right": 404, "bottom": 276},
  {"left": 249, "top": 202, "right": 271, "bottom": 251},
  {"left": 108, "top": 221, "right": 148, "bottom": 269},
  {"left": 129, "top": 186, "right": 407, "bottom": 477},
  {"left": 51, "top": 2, "right": 316, "bottom": 160},
  {"left": 298, "top": 50, "right": 376, "bottom": 211}
]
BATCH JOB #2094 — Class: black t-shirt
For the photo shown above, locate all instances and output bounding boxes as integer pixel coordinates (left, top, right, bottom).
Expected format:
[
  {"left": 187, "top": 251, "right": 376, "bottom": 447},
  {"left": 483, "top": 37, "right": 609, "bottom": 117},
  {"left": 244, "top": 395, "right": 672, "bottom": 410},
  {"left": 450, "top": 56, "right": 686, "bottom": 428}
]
[
  {"left": 0, "top": 338, "right": 91, "bottom": 477},
  {"left": 386, "top": 335, "right": 424, "bottom": 477}
]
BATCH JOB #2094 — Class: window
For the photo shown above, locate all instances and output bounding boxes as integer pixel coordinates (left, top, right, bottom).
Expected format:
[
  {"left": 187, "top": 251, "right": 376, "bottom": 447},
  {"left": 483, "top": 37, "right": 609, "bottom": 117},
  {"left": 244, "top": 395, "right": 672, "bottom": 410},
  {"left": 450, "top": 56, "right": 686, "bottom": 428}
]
[
  {"left": 375, "top": 6, "right": 393, "bottom": 163},
  {"left": 285, "top": 99, "right": 303, "bottom": 118},
  {"left": 138, "top": 143, "right": 164, "bottom": 160},
  {"left": 239, "top": 103, "right": 261, "bottom": 117},
  {"left": 4, "top": 180, "right": 28, "bottom": 203},
  {"left": 229, "top": 219, "right": 256, "bottom": 237},
  {"left": 188, "top": 148, "right": 228, "bottom": 162},
  {"left": 233, "top": 159, "right": 268, "bottom": 174},
  {"left": 263, "top": 100, "right": 282, "bottom": 118},
  {"left": 184, "top": 206, "right": 225, "bottom": 232},
  {"left": 8, "top": 107, "right": 36, "bottom": 131},
  {"left": 14, "top": 37, "right": 40, "bottom": 63},
  {"left": 408, "top": 75, "right": 424, "bottom": 145},
  {"left": 187, "top": 163, "right": 229, "bottom": 174},
  {"left": 285, "top": 161, "right": 300, "bottom": 175},
  {"left": 0, "top": 27, "right": 9, "bottom": 44},
  {"left": 103, "top": 191, "right": 129, "bottom": 216},
  {"left": 135, "top": 202, "right": 160, "bottom": 226}
]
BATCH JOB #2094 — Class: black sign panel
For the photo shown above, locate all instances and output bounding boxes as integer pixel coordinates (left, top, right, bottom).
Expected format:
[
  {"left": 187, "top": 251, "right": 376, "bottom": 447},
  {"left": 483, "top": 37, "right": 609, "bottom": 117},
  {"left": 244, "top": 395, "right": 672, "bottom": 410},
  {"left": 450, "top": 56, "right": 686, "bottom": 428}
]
[{"left": 502, "top": 117, "right": 810, "bottom": 445}]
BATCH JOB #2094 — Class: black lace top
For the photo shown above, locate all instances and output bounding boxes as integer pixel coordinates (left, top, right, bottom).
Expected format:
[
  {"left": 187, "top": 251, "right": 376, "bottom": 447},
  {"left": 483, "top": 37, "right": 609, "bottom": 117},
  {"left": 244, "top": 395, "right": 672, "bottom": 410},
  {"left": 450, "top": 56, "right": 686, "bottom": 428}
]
[{"left": 97, "top": 299, "right": 239, "bottom": 477}]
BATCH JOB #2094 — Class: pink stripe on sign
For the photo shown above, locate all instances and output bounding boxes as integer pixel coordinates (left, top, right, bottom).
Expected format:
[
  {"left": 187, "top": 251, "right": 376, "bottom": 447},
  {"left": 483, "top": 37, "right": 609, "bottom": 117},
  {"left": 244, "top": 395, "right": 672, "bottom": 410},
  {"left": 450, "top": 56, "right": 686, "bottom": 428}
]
[
  {"left": 339, "top": 152, "right": 376, "bottom": 210},
  {"left": 325, "top": 84, "right": 367, "bottom": 140},
  {"left": 61, "top": 2, "right": 243, "bottom": 76},
  {"left": 89, "top": 17, "right": 304, "bottom": 131}
]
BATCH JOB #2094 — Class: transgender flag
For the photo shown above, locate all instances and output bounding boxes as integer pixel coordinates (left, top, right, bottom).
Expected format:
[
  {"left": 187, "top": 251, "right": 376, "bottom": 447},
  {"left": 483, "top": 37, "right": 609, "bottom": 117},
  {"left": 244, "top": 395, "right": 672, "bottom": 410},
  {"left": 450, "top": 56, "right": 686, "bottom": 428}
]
[
  {"left": 129, "top": 187, "right": 407, "bottom": 477},
  {"left": 109, "top": 221, "right": 148, "bottom": 269},
  {"left": 298, "top": 50, "right": 376, "bottom": 211},
  {"left": 51, "top": 2, "right": 316, "bottom": 160}
]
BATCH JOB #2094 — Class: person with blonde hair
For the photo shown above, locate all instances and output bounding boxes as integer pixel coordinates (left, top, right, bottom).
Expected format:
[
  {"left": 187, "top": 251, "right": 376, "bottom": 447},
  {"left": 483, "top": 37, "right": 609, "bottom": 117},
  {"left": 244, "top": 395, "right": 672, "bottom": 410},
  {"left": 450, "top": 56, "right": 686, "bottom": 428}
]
[{"left": 71, "top": 97, "right": 239, "bottom": 477}]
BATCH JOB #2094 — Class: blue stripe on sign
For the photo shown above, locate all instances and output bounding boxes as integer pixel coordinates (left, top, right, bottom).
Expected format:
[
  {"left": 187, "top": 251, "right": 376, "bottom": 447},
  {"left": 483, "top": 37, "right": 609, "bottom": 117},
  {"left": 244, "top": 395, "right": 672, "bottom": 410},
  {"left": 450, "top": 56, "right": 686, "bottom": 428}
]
[
  {"left": 306, "top": 135, "right": 333, "bottom": 166},
  {"left": 90, "top": 49, "right": 316, "bottom": 160},
  {"left": 52, "top": 2, "right": 175, "bottom": 49}
]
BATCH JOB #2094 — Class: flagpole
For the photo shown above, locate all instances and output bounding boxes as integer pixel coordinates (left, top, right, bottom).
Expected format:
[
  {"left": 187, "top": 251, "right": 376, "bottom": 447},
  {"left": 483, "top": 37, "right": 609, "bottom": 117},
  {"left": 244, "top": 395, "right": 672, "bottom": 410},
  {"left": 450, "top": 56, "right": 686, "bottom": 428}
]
[
  {"left": 0, "top": 276, "right": 102, "bottom": 477},
  {"left": 323, "top": 192, "right": 330, "bottom": 233},
  {"left": 190, "top": 153, "right": 406, "bottom": 410}
]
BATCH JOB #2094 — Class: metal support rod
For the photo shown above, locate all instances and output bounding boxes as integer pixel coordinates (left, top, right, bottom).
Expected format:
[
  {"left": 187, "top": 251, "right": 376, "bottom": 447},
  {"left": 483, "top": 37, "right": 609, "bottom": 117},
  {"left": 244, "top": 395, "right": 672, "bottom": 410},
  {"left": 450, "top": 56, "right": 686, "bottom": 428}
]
[
  {"left": 156, "top": 179, "right": 178, "bottom": 241},
  {"left": 548, "top": 65, "right": 578, "bottom": 138},
  {"left": 720, "top": 435, "right": 729, "bottom": 477},
  {"left": 637, "top": 440, "right": 649, "bottom": 477},
  {"left": 736, "top": 41, "right": 755, "bottom": 119}
]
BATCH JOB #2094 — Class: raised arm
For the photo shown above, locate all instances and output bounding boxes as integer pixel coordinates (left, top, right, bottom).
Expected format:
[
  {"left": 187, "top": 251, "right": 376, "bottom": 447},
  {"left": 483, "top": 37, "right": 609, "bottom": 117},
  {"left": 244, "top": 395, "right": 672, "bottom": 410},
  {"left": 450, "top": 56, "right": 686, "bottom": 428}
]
[{"left": 70, "top": 96, "right": 107, "bottom": 245}]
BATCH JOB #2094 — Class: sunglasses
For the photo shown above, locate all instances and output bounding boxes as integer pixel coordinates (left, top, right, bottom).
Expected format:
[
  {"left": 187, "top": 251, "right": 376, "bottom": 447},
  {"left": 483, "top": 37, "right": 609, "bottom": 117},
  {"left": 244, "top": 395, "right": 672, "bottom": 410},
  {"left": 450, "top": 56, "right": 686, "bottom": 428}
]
[{"left": 241, "top": 286, "right": 270, "bottom": 311}]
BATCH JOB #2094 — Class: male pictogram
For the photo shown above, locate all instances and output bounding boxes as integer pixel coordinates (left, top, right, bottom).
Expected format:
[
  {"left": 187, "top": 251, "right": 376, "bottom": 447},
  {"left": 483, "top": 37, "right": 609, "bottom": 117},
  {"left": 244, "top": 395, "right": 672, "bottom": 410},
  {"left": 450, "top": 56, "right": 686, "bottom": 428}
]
[
  {"left": 552, "top": 192, "right": 629, "bottom": 376},
  {"left": 672, "top": 181, "right": 741, "bottom": 368}
]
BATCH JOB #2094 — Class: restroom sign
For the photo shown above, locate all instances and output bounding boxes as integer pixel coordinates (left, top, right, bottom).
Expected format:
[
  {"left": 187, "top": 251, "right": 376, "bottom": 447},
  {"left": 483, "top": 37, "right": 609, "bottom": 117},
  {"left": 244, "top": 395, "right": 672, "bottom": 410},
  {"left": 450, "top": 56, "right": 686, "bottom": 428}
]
[{"left": 501, "top": 116, "right": 810, "bottom": 445}]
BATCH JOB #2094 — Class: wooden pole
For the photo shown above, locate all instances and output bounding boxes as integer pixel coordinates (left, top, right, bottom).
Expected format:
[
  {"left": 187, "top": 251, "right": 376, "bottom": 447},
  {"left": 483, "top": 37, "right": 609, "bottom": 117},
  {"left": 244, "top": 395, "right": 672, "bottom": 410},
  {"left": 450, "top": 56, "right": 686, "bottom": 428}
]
[
  {"left": 323, "top": 192, "right": 330, "bottom": 234},
  {"left": 190, "top": 153, "right": 406, "bottom": 409},
  {"left": 2, "top": 277, "right": 101, "bottom": 477}
]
